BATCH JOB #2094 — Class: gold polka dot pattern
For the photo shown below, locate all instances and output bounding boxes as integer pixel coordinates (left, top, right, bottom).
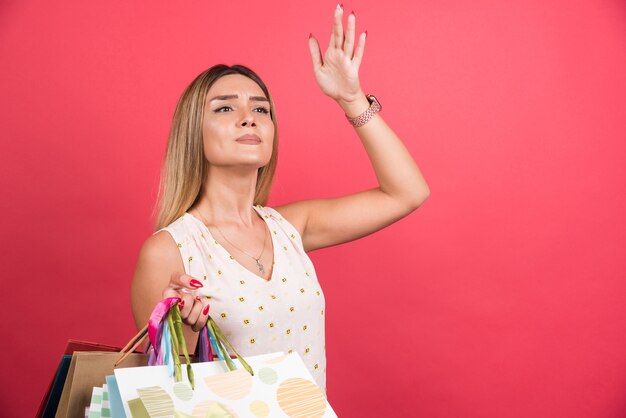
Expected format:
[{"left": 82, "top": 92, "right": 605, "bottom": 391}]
[{"left": 158, "top": 205, "right": 327, "bottom": 392}]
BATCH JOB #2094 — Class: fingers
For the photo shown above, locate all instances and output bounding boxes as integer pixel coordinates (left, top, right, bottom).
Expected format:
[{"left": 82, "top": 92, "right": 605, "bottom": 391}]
[
  {"left": 193, "top": 300, "right": 211, "bottom": 332},
  {"left": 308, "top": 35, "right": 323, "bottom": 71},
  {"left": 352, "top": 31, "right": 367, "bottom": 68},
  {"left": 177, "top": 293, "right": 194, "bottom": 318},
  {"left": 322, "top": 5, "right": 365, "bottom": 64},
  {"left": 343, "top": 11, "right": 356, "bottom": 57},
  {"left": 180, "top": 296, "right": 210, "bottom": 332},
  {"left": 163, "top": 272, "right": 203, "bottom": 299},
  {"left": 170, "top": 272, "right": 204, "bottom": 290},
  {"left": 329, "top": 4, "right": 344, "bottom": 50},
  {"left": 166, "top": 273, "right": 209, "bottom": 331},
  {"left": 162, "top": 272, "right": 211, "bottom": 333}
]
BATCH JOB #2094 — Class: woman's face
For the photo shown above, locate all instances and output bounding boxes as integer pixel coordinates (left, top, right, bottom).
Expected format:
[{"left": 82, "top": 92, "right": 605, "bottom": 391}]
[{"left": 202, "top": 74, "right": 275, "bottom": 170}]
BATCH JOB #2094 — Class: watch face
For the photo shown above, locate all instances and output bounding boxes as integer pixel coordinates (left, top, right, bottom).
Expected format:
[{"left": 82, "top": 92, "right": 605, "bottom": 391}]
[{"left": 367, "top": 95, "right": 382, "bottom": 111}]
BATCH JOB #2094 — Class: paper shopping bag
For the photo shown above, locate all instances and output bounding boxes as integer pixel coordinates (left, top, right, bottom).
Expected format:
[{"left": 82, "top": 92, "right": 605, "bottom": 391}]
[
  {"left": 38, "top": 340, "right": 124, "bottom": 418},
  {"left": 55, "top": 352, "right": 149, "bottom": 418},
  {"left": 86, "top": 385, "right": 106, "bottom": 418},
  {"left": 114, "top": 352, "right": 336, "bottom": 418},
  {"left": 105, "top": 375, "right": 127, "bottom": 418}
]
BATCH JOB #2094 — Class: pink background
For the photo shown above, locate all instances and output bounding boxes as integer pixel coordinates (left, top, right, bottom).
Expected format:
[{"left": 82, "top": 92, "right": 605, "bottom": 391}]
[{"left": 1, "top": 0, "right": 626, "bottom": 416}]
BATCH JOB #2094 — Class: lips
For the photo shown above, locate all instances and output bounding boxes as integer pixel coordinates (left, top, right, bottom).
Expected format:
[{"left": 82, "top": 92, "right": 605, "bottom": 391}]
[{"left": 236, "top": 134, "right": 261, "bottom": 144}]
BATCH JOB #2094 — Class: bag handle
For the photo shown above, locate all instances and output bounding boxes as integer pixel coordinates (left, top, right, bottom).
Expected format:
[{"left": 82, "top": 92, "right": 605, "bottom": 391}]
[
  {"left": 115, "top": 323, "right": 148, "bottom": 367},
  {"left": 116, "top": 297, "right": 254, "bottom": 390}
]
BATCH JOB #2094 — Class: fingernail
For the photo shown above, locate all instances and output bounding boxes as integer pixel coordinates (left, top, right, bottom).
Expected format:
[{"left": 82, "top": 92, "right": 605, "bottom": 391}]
[
  {"left": 365, "top": 30, "right": 368, "bottom": 38},
  {"left": 351, "top": 10, "right": 355, "bottom": 17},
  {"left": 179, "top": 300, "right": 185, "bottom": 309},
  {"left": 203, "top": 305, "right": 210, "bottom": 315},
  {"left": 190, "top": 279, "right": 203, "bottom": 288},
  {"left": 195, "top": 296, "right": 202, "bottom": 302},
  {"left": 309, "top": 33, "right": 313, "bottom": 39}
]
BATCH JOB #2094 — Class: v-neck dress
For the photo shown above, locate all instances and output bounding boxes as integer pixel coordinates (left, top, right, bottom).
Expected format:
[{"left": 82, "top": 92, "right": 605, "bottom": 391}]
[{"left": 154, "top": 205, "right": 327, "bottom": 392}]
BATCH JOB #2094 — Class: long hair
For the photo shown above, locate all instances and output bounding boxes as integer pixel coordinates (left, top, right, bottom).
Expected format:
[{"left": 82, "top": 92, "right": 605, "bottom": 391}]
[{"left": 152, "top": 64, "right": 279, "bottom": 231}]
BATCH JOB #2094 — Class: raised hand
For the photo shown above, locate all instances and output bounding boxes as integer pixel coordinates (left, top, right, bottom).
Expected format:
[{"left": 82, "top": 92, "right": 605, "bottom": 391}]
[{"left": 308, "top": 4, "right": 367, "bottom": 106}]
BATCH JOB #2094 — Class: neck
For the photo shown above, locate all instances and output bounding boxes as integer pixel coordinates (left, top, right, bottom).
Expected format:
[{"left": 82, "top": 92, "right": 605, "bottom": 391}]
[{"left": 191, "top": 165, "right": 260, "bottom": 227}]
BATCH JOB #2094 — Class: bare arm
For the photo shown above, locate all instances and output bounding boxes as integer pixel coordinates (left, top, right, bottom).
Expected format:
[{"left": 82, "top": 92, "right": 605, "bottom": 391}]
[
  {"left": 275, "top": 108, "right": 429, "bottom": 252},
  {"left": 274, "top": 6, "right": 429, "bottom": 252},
  {"left": 130, "top": 231, "right": 208, "bottom": 350}
]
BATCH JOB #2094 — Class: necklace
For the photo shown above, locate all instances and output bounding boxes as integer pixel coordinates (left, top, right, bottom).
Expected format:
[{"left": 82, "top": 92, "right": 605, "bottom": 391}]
[{"left": 195, "top": 209, "right": 268, "bottom": 274}]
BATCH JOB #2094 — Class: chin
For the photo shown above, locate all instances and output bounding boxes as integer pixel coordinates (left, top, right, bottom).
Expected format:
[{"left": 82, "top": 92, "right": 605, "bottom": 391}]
[{"left": 237, "top": 157, "right": 271, "bottom": 168}]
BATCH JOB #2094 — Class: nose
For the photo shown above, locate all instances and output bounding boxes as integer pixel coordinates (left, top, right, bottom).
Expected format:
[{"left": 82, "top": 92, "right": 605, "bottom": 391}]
[{"left": 239, "top": 108, "right": 257, "bottom": 128}]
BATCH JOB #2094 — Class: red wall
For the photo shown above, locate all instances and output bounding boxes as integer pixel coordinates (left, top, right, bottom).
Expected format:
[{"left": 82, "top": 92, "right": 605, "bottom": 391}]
[{"left": 1, "top": 0, "right": 625, "bottom": 416}]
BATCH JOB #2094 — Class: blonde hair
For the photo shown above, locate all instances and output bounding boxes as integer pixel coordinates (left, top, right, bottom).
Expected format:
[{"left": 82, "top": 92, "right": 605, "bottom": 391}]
[{"left": 153, "top": 64, "right": 279, "bottom": 231}]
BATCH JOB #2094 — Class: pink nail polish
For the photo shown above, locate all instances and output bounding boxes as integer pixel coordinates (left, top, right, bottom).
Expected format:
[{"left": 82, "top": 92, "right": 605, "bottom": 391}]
[
  {"left": 189, "top": 279, "right": 203, "bottom": 288},
  {"left": 179, "top": 300, "right": 185, "bottom": 309},
  {"left": 203, "top": 305, "right": 210, "bottom": 315},
  {"left": 309, "top": 33, "right": 313, "bottom": 39},
  {"left": 365, "top": 30, "right": 368, "bottom": 38},
  {"left": 351, "top": 10, "right": 355, "bottom": 16},
  {"left": 195, "top": 296, "right": 202, "bottom": 302}
]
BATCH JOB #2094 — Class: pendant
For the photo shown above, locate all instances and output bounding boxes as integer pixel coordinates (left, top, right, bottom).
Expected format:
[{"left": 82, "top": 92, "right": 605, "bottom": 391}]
[{"left": 256, "top": 259, "right": 265, "bottom": 274}]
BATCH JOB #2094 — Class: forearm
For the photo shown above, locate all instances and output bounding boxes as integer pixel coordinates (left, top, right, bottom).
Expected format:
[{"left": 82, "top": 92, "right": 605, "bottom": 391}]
[{"left": 338, "top": 93, "right": 430, "bottom": 207}]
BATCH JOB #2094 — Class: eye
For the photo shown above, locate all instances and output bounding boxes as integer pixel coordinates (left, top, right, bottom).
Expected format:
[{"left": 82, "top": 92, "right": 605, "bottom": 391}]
[
  {"left": 214, "top": 106, "right": 233, "bottom": 112},
  {"left": 254, "top": 106, "right": 270, "bottom": 114}
]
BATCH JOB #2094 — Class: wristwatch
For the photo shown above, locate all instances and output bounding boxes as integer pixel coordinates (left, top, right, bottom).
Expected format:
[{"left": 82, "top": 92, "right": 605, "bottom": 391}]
[{"left": 345, "top": 94, "right": 382, "bottom": 128}]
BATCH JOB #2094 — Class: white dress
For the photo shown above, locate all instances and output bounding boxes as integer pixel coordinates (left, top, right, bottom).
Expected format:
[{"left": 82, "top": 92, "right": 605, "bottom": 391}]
[{"left": 155, "top": 205, "right": 327, "bottom": 392}]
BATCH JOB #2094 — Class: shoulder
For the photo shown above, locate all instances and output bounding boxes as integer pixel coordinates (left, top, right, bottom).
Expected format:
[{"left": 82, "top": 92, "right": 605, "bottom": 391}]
[
  {"left": 263, "top": 202, "right": 309, "bottom": 238},
  {"left": 134, "top": 231, "right": 183, "bottom": 283},
  {"left": 141, "top": 230, "right": 180, "bottom": 262},
  {"left": 135, "top": 212, "right": 203, "bottom": 275}
]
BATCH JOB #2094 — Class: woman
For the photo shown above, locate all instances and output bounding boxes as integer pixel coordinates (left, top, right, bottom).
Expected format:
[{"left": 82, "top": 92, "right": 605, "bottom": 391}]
[{"left": 131, "top": 4, "right": 429, "bottom": 393}]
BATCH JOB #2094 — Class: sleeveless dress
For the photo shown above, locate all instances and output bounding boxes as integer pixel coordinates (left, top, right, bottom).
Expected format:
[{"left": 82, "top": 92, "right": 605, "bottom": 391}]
[{"left": 155, "top": 205, "right": 327, "bottom": 392}]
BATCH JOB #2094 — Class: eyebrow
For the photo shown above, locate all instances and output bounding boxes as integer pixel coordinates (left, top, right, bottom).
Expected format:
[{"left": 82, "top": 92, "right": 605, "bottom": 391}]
[{"left": 208, "top": 94, "right": 269, "bottom": 103}]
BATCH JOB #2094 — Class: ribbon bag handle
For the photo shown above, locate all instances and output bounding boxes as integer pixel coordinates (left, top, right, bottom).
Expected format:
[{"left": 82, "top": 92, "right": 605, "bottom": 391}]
[{"left": 117, "top": 297, "right": 254, "bottom": 391}]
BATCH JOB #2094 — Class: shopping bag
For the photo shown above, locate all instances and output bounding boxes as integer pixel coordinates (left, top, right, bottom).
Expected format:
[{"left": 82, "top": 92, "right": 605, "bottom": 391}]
[
  {"left": 39, "top": 354, "right": 72, "bottom": 418},
  {"left": 86, "top": 384, "right": 109, "bottom": 418},
  {"left": 114, "top": 352, "right": 336, "bottom": 417},
  {"left": 55, "top": 352, "right": 149, "bottom": 418},
  {"left": 38, "top": 340, "right": 125, "bottom": 418},
  {"left": 105, "top": 375, "right": 126, "bottom": 418},
  {"left": 50, "top": 296, "right": 222, "bottom": 418}
]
